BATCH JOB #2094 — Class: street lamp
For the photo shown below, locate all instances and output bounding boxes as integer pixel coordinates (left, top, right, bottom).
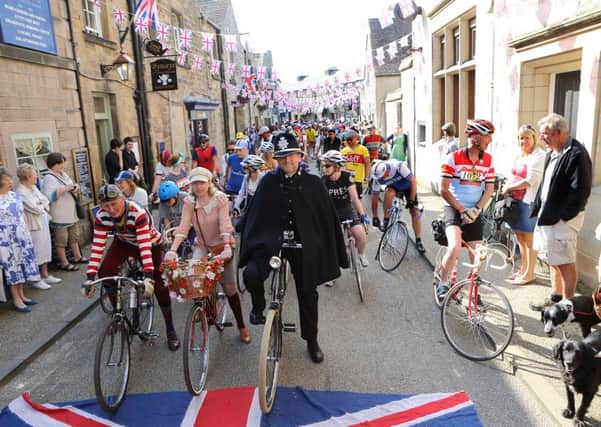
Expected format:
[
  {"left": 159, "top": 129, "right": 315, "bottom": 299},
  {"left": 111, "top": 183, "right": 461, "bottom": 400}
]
[{"left": 100, "top": 50, "right": 135, "bottom": 81}]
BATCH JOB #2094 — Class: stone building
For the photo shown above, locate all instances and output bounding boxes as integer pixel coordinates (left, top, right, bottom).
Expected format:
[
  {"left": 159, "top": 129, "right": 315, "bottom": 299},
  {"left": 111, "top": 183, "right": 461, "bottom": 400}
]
[{"left": 398, "top": 0, "right": 601, "bottom": 288}]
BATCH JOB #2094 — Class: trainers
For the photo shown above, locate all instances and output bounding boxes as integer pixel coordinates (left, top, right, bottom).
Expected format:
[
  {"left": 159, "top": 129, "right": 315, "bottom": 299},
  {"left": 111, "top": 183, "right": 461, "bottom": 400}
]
[
  {"left": 44, "top": 275, "right": 63, "bottom": 284},
  {"left": 249, "top": 311, "right": 266, "bottom": 325},
  {"left": 372, "top": 217, "right": 381, "bottom": 230},
  {"left": 436, "top": 283, "right": 449, "bottom": 300},
  {"left": 359, "top": 254, "right": 369, "bottom": 268},
  {"left": 30, "top": 280, "right": 51, "bottom": 290},
  {"left": 415, "top": 240, "right": 426, "bottom": 254},
  {"left": 380, "top": 219, "right": 389, "bottom": 232},
  {"left": 167, "top": 330, "right": 180, "bottom": 351}
]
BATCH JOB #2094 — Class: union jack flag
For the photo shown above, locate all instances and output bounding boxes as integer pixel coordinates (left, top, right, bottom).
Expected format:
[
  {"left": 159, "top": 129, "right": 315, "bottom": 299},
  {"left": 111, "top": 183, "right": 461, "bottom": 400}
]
[
  {"left": 112, "top": 7, "right": 126, "bottom": 25},
  {"left": 201, "top": 32, "right": 214, "bottom": 53},
  {"left": 177, "top": 51, "right": 187, "bottom": 65},
  {"left": 132, "top": 0, "right": 160, "bottom": 31},
  {"left": 244, "top": 74, "right": 256, "bottom": 93},
  {"left": 225, "top": 62, "right": 236, "bottom": 77},
  {"left": 210, "top": 59, "right": 221, "bottom": 75},
  {"left": 178, "top": 28, "right": 192, "bottom": 50},
  {"left": 134, "top": 17, "right": 149, "bottom": 34},
  {"left": 399, "top": 0, "right": 418, "bottom": 18},
  {"left": 241, "top": 64, "right": 252, "bottom": 78},
  {"left": 256, "top": 66, "right": 266, "bottom": 80},
  {"left": 192, "top": 55, "right": 203, "bottom": 70},
  {"left": 224, "top": 34, "right": 237, "bottom": 52},
  {"left": 155, "top": 23, "right": 169, "bottom": 42}
]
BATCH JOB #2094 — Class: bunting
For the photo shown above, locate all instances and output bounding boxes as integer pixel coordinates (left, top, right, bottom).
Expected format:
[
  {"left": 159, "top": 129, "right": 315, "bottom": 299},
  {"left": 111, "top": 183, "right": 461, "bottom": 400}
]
[
  {"left": 192, "top": 55, "right": 203, "bottom": 70},
  {"left": 177, "top": 51, "right": 187, "bottom": 65},
  {"left": 155, "top": 23, "right": 169, "bottom": 42},
  {"left": 132, "top": 0, "right": 159, "bottom": 31},
  {"left": 210, "top": 59, "right": 221, "bottom": 75},
  {"left": 224, "top": 34, "right": 237, "bottom": 52},
  {"left": 201, "top": 32, "right": 214, "bottom": 53},
  {"left": 178, "top": 28, "right": 192, "bottom": 50}
]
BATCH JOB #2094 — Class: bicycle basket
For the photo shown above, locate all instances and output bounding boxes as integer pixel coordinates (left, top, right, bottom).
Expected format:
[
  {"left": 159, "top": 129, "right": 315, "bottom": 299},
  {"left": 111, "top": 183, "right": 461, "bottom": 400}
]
[
  {"left": 161, "top": 259, "right": 223, "bottom": 299},
  {"left": 431, "top": 218, "right": 448, "bottom": 246}
]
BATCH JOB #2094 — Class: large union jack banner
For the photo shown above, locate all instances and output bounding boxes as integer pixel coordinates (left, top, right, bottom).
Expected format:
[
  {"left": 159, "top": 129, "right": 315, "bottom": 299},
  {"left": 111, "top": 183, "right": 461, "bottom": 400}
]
[
  {"left": 132, "top": 0, "right": 160, "bottom": 31},
  {"left": 1, "top": 386, "right": 482, "bottom": 426}
]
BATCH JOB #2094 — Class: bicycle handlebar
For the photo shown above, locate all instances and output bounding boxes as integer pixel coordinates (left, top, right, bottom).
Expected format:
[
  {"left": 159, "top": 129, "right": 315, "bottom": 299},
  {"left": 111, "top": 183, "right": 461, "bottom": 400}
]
[{"left": 87, "top": 276, "right": 143, "bottom": 288}]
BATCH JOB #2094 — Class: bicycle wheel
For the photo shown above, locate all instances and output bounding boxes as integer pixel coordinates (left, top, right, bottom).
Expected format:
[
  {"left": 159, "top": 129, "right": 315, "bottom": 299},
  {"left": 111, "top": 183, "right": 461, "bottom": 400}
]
[
  {"left": 94, "top": 320, "right": 130, "bottom": 413},
  {"left": 258, "top": 308, "right": 282, "bottom": 414},
  {"left": 183, "top": 304, "right": 209, "bottom": 395},
  {"left": 137, "top": 290, "right": 155, "bottom": 339},
  {"left": 441, "top": 279, "right": 514, "bottom": 361},
  {"left": 349, "top": 239, "right": 364, "bottom": 302},
  {"left": 214, "top": 291, "right": 228, "bottom": 332},
  {"left": 377, "top": 221, "right": 409, "bottom": 272}
]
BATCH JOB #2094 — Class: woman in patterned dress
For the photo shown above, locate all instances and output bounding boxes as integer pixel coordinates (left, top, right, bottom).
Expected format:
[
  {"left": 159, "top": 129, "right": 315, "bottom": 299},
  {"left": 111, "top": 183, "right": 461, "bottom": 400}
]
[{"left": 0, "top": 167, "right": 40, "bottom": 312}]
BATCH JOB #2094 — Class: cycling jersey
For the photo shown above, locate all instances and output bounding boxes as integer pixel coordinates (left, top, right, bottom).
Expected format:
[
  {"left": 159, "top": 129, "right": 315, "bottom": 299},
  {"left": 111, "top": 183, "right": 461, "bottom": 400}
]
[
  {"left": 226, "top": 154, "right": 244, "bottom": 194},
  {"left": 88, "top": 201, "right": 161, "bottom": 277},
  {"left": 321, "top": 170, "right": 355, "bottom": 218},
  {"left": 305, "top": 128, "right": 317, "bottom": 143},
  {"left": 441, "top": 149, "right": 495, "bottom": 209},
  {"left": 375, "top": 160, "right": 412, "bottom": 192},
  {"left": 341, "top": 144, "right": 369, "bottom": 183},
  {"left": 363, "top": 134, "right": 384, "bottom": 160},
  {"left": 191, "top": 144, "right": 217, "bottom": 171}
]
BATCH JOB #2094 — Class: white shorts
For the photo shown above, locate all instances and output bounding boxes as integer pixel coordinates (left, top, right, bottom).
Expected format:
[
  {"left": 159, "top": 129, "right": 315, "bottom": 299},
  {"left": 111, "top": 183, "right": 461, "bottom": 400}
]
[{"left": 534, "top": 215, "right": 583, "bottom": 266}]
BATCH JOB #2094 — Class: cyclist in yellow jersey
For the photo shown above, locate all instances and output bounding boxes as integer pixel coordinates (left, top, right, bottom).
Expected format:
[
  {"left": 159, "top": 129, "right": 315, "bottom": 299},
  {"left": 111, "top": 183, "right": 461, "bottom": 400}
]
[
  {"left": 259, "top": 141, "right": 278, "bottom": 171},
  {"left": 340, "top": 130, "right": 370, "bottom": 197},
  {"left": 305, "top": 125, "right": 317, "bottom": 158}
]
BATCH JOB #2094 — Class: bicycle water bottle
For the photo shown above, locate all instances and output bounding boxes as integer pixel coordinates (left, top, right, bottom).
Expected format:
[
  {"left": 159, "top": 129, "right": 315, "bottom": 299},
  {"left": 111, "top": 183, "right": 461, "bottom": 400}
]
[{"left": 128, "top": 287, "right": 137, "bottom": 309}]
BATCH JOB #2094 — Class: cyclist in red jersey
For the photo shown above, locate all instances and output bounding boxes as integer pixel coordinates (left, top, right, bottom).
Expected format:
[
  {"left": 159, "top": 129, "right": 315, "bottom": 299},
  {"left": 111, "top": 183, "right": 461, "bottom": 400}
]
[{"left": 436, "top": 119, "right": 496, "bottom": 300}]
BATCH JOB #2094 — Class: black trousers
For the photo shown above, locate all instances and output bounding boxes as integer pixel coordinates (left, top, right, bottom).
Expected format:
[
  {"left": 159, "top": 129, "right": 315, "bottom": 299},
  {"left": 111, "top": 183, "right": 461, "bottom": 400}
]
[{"left": 243, "top": 249, "right": 318, "bottom": 341}]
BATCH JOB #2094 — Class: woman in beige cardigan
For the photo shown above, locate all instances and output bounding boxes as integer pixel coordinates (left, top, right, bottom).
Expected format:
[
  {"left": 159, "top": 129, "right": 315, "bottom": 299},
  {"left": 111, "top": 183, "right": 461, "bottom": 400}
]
[
  {"left": 17, "top": 164, "right": 63, "bottom": 289},
  {"left": 165, "top": 167, "right": 250, "bottom": 344},
  {"left": 43, "top": 152, "right": 87, "bottom": 271}
]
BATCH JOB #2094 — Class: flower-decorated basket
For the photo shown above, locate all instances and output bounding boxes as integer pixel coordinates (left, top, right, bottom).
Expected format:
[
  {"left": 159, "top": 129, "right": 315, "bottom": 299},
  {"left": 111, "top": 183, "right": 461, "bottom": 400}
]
[{"left": 161, "top": 257, "right": 224, "bottom": 300}]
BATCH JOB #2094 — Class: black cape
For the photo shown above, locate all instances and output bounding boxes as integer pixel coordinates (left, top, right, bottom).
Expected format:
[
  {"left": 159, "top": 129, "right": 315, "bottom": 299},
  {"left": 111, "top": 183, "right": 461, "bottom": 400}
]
[{"left": 238, "top": 168, "right": 348, "bottom": 288}]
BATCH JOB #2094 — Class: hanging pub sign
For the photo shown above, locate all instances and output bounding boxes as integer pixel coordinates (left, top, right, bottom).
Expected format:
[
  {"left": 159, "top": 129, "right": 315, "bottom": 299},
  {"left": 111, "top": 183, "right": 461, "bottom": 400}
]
[{"left": 150, "top": 59, "right": 178, "bottom": 91}]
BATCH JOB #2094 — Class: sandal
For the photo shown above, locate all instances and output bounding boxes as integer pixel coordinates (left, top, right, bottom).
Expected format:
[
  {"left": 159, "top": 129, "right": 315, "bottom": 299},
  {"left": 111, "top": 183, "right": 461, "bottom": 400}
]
[
  {"left": 58, "top": 263, "right": 79, "bottom": 271},
  {"left": 72, "top": 257, "right": 89, "bottom": 264}
]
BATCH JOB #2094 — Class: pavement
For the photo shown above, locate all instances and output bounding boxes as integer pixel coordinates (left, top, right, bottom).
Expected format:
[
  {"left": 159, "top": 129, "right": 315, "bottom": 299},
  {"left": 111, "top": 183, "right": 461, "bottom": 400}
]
[{"left": 1, "top": 182, "right": 599, "bottom": 426}]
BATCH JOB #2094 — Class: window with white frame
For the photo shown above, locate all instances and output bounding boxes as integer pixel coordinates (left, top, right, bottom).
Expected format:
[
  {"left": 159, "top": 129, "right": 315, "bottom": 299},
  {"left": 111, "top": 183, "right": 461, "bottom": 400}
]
[
  {"left": 12, "top": 132, "right": 53, "bottom": 184},
  {"left": 82, "top": 0, "right": 103, "bottom": 37}
]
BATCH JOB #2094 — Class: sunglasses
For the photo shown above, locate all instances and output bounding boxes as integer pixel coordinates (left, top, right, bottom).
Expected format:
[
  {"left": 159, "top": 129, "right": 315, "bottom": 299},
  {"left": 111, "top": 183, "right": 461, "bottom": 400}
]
[
  {"left": 98, "top": 185, "right": 122, "bottom": 202},
  {"left": 322, "top": 164, "right": 334, "bottom": 169}
]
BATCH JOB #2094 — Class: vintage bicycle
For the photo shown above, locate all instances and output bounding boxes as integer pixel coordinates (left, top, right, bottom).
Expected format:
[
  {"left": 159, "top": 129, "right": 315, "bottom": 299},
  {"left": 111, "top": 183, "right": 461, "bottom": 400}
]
[
  {"left": 258, "top": 231, "right": 300, "bottom": 414},
  {"left": 375, "top": 198, "right": 409, "bottom": 272},
  {"left": 435, "top": 241, "right": 515, "bottom": 361},
  {"left": 162, "top": 258, "right": 230, "bottom": 395},
  {"left": 341, "top": 219, "right": 367, "bottom": 302},
  {"left": 85, "top": 274, "right": 156, "bottom": 412}
]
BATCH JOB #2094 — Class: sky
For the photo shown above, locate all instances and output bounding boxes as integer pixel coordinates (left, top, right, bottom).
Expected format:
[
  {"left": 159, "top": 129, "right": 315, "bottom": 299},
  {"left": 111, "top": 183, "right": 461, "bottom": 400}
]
[{"left": 230, "top": 0, "right": 395, "bottom": 89}]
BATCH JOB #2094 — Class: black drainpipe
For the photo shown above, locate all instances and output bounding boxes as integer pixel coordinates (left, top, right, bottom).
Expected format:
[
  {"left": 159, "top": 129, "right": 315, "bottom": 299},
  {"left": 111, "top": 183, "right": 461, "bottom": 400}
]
[
  {"left": 215, "top": 27, "right": 231, "bottom": 146},
  {"left": 64, "top": 0, "right": 96, "bottom": 195},
  {"left": 126, "top": 0, "right": 154, "bottom": 186}
]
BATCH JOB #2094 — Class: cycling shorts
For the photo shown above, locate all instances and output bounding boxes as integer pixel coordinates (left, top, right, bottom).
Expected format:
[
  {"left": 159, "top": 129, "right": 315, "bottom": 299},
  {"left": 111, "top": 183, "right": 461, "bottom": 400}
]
[
  {"left": 442, "top": 206, "right": 483, "bottom": 242},
  {"left": 338, "top": 209, "right": 362, "bottom": 227}
]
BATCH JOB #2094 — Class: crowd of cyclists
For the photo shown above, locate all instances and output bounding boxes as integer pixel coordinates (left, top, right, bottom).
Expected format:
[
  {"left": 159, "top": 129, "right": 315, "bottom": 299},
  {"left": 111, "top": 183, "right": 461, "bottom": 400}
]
[{"left": 82, "top": 114, "right": 598, "bottom": 366}]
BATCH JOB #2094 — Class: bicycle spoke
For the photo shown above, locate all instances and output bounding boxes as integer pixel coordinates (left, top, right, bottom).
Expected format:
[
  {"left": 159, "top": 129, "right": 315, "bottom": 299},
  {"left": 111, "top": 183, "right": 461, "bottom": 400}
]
[
  {"left": 184, "top": 305, "right": 209, "bottom": 395},
  {"left": 94, "top": 322, "right": 130, "bottom": 412}
]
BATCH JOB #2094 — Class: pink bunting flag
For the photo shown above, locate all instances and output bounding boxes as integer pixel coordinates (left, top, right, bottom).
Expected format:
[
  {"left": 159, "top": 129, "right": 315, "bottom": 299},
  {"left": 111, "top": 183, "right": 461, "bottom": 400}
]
[
  {"left": 201, "top": 32, "right": 214, "bottom": 53},
  {"left": 192, "top": 55, "right": 203, "bottom": 70},
  {"left": 178, "top": 28, "right": 192, "bottom": 50},
  {"left": 224, "top": 34, "right": 237, "bottom": 52},
  {"left": 134, "top": 17, "right": 149, "bottom": 34},
  {"left": 155, "top": 23, "right": 169, "bottom": 42},
  {"left": 177, "top": 51, "right": 188, "bottom": 65},
  {"left": 112, "top": 7, "right": 126, "bottom": 25},
  {"left": 210, "top": 59, "right": 221, "bottom": 75}
]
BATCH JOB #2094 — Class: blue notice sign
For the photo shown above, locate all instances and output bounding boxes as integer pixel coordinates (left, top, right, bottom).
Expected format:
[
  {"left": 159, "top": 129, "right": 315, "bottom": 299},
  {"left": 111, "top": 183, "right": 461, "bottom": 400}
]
[{"left": 0, "top": 0, "right": 57, "bottom": 55}]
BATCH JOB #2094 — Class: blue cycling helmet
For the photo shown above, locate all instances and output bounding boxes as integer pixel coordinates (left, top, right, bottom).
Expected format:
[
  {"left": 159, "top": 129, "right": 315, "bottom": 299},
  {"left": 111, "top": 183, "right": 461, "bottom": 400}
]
[{"left": 158, "top": 181, "right": 179, "bottom": 202}]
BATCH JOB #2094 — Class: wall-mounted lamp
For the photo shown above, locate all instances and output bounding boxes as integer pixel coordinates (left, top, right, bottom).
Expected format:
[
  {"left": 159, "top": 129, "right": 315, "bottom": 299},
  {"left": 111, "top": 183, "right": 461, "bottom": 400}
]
[{"left": 100, "top": 51, "right": 135, "bottom": 81}]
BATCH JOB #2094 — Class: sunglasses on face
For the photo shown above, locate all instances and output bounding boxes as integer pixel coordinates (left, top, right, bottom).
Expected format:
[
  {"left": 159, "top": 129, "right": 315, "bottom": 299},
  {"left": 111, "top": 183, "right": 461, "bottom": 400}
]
[{"left": 322, "top": 164, "right": 334, "bottom": 169}]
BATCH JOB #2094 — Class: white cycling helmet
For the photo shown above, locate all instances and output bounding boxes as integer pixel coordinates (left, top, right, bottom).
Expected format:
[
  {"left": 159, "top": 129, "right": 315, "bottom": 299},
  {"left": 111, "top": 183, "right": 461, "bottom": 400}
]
[
  {"left": 260, "top": 141, "right": 274, "bottom": 153},
  {"left": 373, "top": 161, "right": 393, "bottom": 180},
  {"left": 241, "top": 154, "right": 265, "bottom": 170},
  {"left": 319, "top": 150, "right": 346, "bottom": 165}
]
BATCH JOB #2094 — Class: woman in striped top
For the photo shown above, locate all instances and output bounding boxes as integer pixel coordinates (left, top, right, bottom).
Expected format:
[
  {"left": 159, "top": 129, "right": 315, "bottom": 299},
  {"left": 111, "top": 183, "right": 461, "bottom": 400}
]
[{"left": 83, "top": 184, "right": 180, "bottom": 351}]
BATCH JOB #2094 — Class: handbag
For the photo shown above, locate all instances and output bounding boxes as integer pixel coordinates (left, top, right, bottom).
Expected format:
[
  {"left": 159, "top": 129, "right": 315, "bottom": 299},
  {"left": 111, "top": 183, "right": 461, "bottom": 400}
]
[
  {"left": 49, "top": 171, "right": 86, "bottom": 220},
  {"left": 493, "top": 196, "right": 520, "bottom": 224},
  {"left": 431, "top": 218, "right": 448, "bottom": 246}
]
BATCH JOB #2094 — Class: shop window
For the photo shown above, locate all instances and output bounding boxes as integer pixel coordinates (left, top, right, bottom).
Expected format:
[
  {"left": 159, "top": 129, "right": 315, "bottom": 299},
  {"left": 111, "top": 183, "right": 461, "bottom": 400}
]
[
  {"left": 94, "top": 95, "right": 114, "bottom": 180},
  {"left": 11, "top": 133, "right": 53, "bottom": 184},
  {"left": 82, "top": 0, "right": 103, "bottom": 37}
]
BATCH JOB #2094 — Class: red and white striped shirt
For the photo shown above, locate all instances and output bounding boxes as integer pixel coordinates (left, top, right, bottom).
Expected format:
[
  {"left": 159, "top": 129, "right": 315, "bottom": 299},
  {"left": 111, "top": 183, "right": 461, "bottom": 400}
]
[{"left": 87, "top": 201, "right": 161, "bottom": 277}]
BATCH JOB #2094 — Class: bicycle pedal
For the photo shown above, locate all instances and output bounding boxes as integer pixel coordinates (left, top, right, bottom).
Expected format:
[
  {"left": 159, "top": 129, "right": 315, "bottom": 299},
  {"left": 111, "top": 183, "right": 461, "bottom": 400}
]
[
  {"left": 283, "top": 322, "right": 296, "bottom": 333},
  {"left": 221, "top": 321, "right": 233, "bottom": 327}
]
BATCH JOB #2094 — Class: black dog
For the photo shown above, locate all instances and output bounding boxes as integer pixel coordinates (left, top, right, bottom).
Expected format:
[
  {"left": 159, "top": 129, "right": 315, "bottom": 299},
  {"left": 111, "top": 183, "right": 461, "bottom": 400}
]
[
  {"left": 542, "top": 296, "right": 601, "bottom": 338},
  {"left": 553, "top": 329, "right": 601, "bottom": 426}
]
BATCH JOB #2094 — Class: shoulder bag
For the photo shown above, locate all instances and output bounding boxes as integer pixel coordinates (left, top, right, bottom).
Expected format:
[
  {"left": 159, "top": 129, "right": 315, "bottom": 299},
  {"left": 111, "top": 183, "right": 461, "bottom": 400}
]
[{"left": 49, "top": 172, "right": 86, "bottom": 220}]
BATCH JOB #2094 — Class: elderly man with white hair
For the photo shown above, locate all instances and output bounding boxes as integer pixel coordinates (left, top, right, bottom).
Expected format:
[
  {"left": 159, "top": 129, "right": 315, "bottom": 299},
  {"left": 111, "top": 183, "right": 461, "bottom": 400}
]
[{"left": 529, "top": 113, "right": 592, "bottom": 311}]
